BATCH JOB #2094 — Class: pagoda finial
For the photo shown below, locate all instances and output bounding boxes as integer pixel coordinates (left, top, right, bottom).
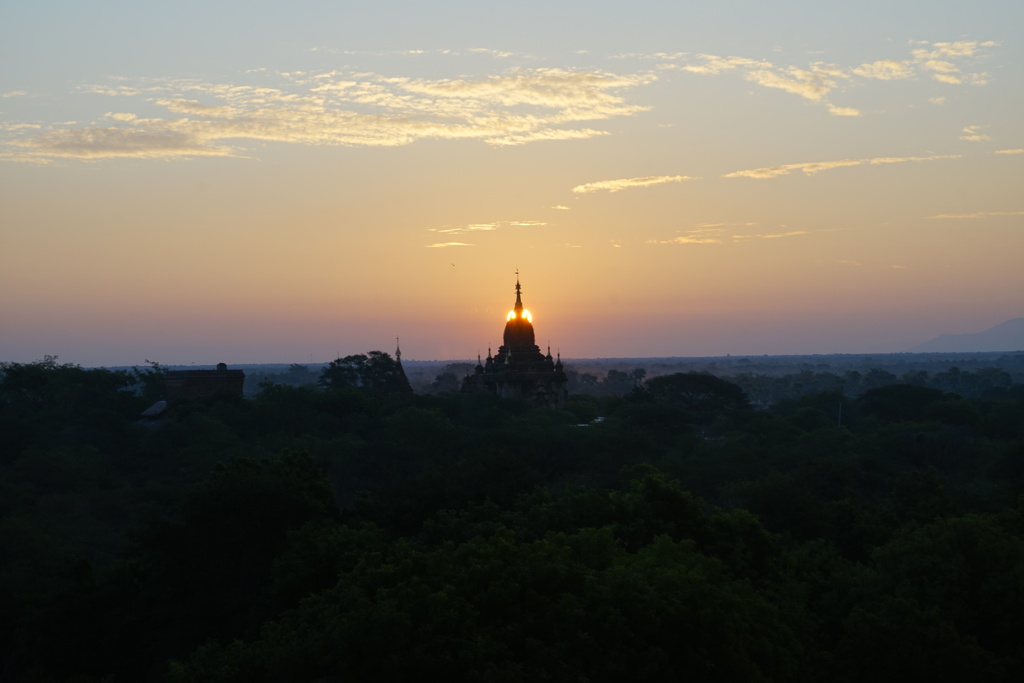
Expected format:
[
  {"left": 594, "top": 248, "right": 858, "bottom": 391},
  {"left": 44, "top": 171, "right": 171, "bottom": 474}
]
[
  {"left": 395, "top": 337, "right": 402, "bottom": 361},
  {"left": 514, "top": 269, "right": 523, "bottom": 313}
]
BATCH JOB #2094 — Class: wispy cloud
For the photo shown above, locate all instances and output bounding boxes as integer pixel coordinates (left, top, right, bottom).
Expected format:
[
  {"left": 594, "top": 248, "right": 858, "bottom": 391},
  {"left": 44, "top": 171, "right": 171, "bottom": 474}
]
[
  {"left": 572, "top": 175, "right": 696, "bottom": 194},
  {"left": 427, "top": 220, "right": 546, "bottom": 235},
  {"left": 1, "top": 39, "right": 1002, "bottom": 162},
  {"left": 5, "top": 67, "right": 655, "bottom": 161},
  {"left": 649, "top": 235, "right": 722, "bottom": 245},
  {"left": 664, "top": 55, "right": 861, "bottom": 116},
  {"left": 852, "top": 60, "right": 915, "bottom": 80},
  {"left": 960, "top": 125, "right": 991, "bottom": 142},
  {"left": 428, "top": 223, "right": 498, "bottom": 235},
  {"left": 731, "top": 230, "right": 811, "bottom": 241},
  {"left": 828, "top": 105, "right": 862, "bottom": 117},
  {"left": 911, "top": 40, "right": 998, "bottom": 85},
  {"left": 81, "top": 84, "right": 142, "bottom": 97},
  {"left": 466, "top": 48, "right": 515, "bottom": 59},
  {"left": 655, "top": 40, "right": 996, "bottom": 116},
  {"left": 648, "top": 227, "right": 726, "bottom": 245},
  {"left": 489, "top": 128, "right": 610, "bottom": 146},
  {"left": 425, "top": 242, "right": 475, "bottom": 248},
  {"left": 649, "top": 224, "right": 817, "bottom": 245},
  {"left": 675, "top": 54, "right": 771, "bottom": 75},
  {"left": 994, "top": 148, "right": 1024, "bottom": 155},
  {"left": 745, "top": 63, "right": 848, "bottom": 104},
  {"left": 11, "top": 127, "right": 234, "bottom": 160},
  {"left": 551, "top": 205, "right": 571, "bottom": 211},
  {"left": 1, "top": 123, "right": 42, "bottom": 132},
  {"left": 929, "top": 210, "right": 1024, "bottom": 219},
  {"left": 724, "top": 154, "right": 959, "bottom": 179}
]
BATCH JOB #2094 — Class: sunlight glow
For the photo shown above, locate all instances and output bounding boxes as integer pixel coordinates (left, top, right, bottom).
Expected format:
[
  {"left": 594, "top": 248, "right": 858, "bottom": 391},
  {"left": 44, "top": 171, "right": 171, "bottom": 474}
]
[{"left": 507, "top": 309, "right": 533, "bottom": 323}]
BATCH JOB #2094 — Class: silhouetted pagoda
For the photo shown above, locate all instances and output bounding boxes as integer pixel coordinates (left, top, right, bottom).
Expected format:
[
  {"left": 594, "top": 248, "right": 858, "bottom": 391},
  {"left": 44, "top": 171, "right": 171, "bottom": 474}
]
[
  {"left": 462, "top": 275, "right": 568, "bottom": 409},
  {"left": 393, "top": 339, "right": 413, "bottom": 393}
]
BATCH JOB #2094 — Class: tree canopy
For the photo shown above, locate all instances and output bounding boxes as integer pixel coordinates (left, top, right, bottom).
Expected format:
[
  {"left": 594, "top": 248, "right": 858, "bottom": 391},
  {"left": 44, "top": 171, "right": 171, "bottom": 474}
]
[
  {"left": 318, "top": 350, "right": 410, "bottom": 393},
  {"left": 643, "top": 371, "right": 751, "bottom": 412},
  {"left": 3, "top": 357, "right": 1024, "bottom": 681}
]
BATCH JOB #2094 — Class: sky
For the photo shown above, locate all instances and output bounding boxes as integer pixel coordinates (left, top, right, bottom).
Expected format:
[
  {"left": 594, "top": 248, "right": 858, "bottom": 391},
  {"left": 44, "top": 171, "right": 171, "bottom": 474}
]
[{"left": 2, "top": 1, "right": 1022, "bottom": 366}]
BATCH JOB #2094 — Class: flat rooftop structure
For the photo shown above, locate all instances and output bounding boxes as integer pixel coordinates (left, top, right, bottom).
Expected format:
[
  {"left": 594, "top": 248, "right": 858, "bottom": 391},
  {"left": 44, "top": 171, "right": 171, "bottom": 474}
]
[{"left": 164, "top": 362, "right": 245, "bottom": 399}]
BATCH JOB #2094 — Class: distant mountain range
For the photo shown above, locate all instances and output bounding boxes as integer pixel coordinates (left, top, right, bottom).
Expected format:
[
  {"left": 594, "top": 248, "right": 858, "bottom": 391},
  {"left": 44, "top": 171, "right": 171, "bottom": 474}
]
[{"left": 909, "top": 318, "right": 1024, "bottom": 353}]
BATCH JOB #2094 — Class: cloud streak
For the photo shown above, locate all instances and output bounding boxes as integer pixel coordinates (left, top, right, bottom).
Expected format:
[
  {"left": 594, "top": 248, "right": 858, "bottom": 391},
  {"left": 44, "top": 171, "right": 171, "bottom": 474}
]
[
  {"left": 649, "top": 225, "right": 818, "bottom": 245},
  {"left": 724, "top": 154, "right": 959, "bottom": 179},
  {"left": 429, "top": 223, "right": 498, "bottom": 234},
  {"left": 960, "top": 125, "right": 990, "bottom": 142},
  {"left": 650, "top": 236, "right": 722, "bottom": 245},
  {"left": 14, "top": 126, "right": 233, "bottom": 159},
  {"left": 731, "top": 230, "right": 811, "bottom": 241},
  {"left": 572, "top": 175, "right": 696, "bottom": 194},
  {"left": 929, "top": 210, "right": 1024, "bottom": 219},
  {"left": 648, "top": 227, "right": 726, "bottom": 245},
  {"left": 428, "top": 220, "right": 547, "bottom": 236}
]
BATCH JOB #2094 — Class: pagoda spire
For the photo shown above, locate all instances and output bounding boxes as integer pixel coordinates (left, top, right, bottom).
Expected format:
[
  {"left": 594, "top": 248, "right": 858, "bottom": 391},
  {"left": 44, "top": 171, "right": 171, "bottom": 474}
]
[{"left": 514, "top": 269, "right": 523, "bottom": 314}]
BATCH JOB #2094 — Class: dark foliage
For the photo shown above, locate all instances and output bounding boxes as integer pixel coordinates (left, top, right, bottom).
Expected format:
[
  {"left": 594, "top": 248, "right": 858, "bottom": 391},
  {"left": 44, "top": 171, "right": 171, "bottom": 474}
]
[
  {"left": 644, "top": 371, "right": 752, "bottom": 412},
  {"left": 2, "top": 356, "right": 1024, "bottom": 682},
  {"left": 319, "top": 351, "right": 408, "bottom": 393}
]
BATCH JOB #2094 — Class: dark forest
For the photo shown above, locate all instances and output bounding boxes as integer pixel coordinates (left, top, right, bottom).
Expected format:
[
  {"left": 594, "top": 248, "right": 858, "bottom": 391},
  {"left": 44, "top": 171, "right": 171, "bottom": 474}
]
[{"left": 3, "top": 354, "right": 1024, "bottom": 681}]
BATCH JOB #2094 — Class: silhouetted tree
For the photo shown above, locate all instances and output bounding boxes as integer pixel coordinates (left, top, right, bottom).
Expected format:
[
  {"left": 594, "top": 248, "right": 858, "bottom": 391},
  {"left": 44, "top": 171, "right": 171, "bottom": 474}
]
[
  {"left": 319, "top": 350, "right": 409, "bottom": 393},
  {"left": 644, "top": 372, "right": 751, "bottom": 412}
]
